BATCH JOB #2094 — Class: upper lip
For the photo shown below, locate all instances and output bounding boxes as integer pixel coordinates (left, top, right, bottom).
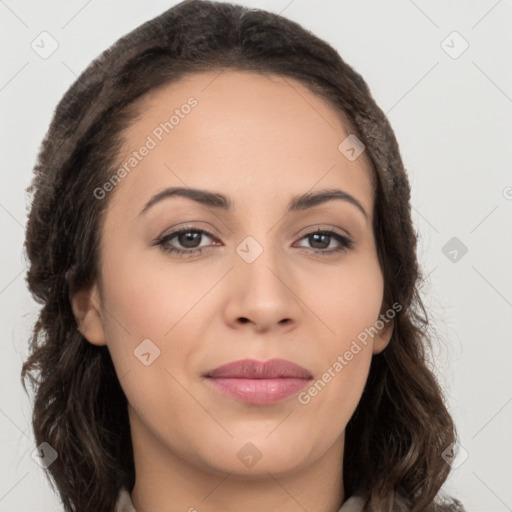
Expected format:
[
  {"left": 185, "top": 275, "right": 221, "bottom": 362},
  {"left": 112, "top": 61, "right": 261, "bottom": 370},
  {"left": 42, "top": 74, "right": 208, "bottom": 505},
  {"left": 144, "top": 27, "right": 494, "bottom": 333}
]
[{"left": 205, "top": 358, "right": 313, "bottom": 379}]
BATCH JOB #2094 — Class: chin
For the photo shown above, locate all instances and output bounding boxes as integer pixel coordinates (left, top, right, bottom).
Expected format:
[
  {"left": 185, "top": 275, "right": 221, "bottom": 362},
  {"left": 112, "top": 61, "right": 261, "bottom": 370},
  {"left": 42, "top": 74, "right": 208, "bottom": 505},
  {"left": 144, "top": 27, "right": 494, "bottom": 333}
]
[{"left": 196, "top": 436, "right": 315, "bottom": 478}]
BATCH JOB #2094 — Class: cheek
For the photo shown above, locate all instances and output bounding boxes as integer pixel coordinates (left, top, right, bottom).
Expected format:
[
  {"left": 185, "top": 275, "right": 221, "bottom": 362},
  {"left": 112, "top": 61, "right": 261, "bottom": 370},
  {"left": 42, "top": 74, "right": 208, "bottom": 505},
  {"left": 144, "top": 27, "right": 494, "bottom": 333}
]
[
  {"left": 302, "top": 254, "right": 382, "bottom": 408},
  {"left": 98, "top": 251, "right": 206, "bottom": 435},
  {"left": 315, "top": 253, "right": 384, "bottom": 344},
  {"left": 100, "top": 249, "right": 217, "bottom": 342},
  {"left": 98, "top": 250, "right": 218, "bottom": 401}
]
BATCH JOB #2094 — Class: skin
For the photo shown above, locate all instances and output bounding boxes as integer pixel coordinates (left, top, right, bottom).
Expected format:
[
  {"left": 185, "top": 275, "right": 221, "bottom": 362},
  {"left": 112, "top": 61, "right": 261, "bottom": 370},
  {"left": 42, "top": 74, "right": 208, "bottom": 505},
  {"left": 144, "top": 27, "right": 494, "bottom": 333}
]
[{"left": 71, "top": 70, "right": 394, "bottom": 512}]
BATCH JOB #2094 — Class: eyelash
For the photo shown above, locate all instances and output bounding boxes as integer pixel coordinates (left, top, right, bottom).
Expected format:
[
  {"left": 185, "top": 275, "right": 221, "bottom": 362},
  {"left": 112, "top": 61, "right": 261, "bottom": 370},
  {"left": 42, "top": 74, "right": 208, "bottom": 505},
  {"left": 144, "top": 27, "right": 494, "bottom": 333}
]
[{"left": 153, "top": 225, "right": 354, "bottom": 257}]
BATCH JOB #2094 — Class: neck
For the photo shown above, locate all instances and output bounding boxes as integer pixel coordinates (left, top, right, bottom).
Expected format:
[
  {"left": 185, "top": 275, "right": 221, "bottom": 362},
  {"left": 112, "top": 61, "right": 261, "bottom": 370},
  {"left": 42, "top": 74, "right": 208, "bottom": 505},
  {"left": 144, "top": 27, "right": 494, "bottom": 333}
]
[{"left": 129, "top": 410, "right": 345, "bottom": 512}]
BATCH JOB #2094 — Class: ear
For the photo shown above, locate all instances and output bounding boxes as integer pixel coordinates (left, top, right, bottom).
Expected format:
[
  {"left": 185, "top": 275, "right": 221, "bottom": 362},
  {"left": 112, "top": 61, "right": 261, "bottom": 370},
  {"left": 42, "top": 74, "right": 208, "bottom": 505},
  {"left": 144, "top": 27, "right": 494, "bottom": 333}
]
[
  {"left": 372, "top": 311, "right": 395, "bottom": 355},
  {"left": 70, "top": 282, "right": 106, "bottom": 346}
]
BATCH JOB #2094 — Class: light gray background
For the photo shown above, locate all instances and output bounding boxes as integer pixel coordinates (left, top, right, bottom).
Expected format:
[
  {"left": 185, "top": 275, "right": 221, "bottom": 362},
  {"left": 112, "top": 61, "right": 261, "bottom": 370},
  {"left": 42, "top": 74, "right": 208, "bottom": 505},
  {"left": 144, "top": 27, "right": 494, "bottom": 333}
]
[{"left": 1, "top": 1, "right": 511, "bottom": 511}]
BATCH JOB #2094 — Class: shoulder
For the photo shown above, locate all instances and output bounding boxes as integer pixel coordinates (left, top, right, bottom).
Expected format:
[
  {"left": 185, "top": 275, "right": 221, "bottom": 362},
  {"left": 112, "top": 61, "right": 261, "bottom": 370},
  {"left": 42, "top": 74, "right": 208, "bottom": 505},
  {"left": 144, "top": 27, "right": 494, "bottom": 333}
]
[
  {"left": 339, "top": 487, "right": 467, "bottom": 512},
  {"left": 337, "top": 487, "right": 368, "bottom": 511},
  {"left": 115, "top": 487, "right": 136, "bottom": 512}
]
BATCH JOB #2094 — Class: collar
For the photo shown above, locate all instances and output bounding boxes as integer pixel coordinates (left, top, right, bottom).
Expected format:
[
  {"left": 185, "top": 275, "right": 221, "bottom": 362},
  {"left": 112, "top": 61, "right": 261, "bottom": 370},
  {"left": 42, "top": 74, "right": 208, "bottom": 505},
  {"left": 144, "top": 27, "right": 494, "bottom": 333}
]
[{"left": 115, "top": 487, "right": 369, "bottom": 512}]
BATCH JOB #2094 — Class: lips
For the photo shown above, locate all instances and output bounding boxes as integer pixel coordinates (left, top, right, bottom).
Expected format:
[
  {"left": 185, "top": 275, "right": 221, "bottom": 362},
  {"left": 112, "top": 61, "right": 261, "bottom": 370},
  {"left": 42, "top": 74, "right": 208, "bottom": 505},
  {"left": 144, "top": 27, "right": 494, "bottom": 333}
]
[
  {"left": 204, "top": 358, "right": 313, "bottom": 404},
  {"left": 206, "top": 358, "right": 313, "bottom": 379}
]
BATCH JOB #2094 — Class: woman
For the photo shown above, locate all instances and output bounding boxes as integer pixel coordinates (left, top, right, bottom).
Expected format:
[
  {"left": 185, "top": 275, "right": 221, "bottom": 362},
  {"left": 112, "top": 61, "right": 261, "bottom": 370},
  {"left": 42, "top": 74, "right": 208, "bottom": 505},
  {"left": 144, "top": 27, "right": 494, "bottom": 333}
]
[{"left": 21, "top": 1, "right": 466, "bottom": 511}]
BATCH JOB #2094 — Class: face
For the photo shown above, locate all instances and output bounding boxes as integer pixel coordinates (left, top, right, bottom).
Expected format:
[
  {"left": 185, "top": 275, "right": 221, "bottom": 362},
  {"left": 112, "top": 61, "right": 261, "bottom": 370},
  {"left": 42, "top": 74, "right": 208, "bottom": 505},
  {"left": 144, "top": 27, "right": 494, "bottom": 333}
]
[{"left": 73, "top": 70, "right": 393, "bottom": 481}]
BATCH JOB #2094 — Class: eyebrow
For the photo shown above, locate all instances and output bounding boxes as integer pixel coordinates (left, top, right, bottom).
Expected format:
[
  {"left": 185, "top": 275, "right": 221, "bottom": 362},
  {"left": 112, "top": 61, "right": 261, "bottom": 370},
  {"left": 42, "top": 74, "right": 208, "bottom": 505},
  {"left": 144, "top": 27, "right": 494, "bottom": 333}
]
[{"left": 139, "top": 186, "right": 368, "bottom": 220}]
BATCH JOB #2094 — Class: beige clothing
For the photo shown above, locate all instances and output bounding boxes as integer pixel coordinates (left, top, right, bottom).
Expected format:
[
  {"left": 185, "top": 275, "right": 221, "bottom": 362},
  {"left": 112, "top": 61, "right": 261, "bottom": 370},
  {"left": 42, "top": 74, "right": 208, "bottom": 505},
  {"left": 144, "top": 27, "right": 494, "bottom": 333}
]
[{"left": 115, "top": 487, "right": 370, "bottom": 512}]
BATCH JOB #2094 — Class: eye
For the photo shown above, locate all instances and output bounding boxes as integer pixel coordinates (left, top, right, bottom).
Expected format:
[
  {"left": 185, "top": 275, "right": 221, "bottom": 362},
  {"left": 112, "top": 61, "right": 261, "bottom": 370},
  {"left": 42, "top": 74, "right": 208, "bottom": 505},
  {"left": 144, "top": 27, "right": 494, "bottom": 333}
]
[
  {"left": 294, "top": 228, "right": 353, "bottom": 255},
  {"left": 153, "top": 226, "right": 354, "bottom": 257},
  {"left": 154, "top": 227, "right": 217, "bottom": 257}
]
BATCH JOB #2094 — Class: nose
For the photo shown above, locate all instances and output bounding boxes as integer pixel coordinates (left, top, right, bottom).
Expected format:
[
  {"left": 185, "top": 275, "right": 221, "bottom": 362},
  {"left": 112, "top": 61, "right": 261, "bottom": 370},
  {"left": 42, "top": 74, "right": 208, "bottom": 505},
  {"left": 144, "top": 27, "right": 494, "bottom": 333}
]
[{"left": 223, "top": 239, "right": 301, "bottom": 334}]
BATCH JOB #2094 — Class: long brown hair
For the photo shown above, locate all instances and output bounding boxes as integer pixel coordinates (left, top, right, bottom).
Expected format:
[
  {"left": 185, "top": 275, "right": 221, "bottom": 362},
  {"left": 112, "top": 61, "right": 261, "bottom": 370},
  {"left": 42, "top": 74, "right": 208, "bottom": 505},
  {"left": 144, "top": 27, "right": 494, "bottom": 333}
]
[{"left": 21, "top": 1, "right": 465, "bottom": 511}]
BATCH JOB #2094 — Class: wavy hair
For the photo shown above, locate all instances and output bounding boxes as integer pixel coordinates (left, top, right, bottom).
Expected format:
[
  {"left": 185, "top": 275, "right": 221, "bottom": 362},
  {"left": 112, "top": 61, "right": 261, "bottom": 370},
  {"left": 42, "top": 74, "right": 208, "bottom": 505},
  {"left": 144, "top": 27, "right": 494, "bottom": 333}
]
[{"left": 21, "top": 1, "right": 465, "bottom": 511}]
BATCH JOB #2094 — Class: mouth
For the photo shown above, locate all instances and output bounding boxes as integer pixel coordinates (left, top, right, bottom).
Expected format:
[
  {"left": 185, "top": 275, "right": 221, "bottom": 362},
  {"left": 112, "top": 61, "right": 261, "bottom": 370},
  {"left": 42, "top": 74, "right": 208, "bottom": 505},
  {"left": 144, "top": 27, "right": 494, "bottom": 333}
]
[{"left": 204, "top": 358, "right": 313, "bottom": 405}]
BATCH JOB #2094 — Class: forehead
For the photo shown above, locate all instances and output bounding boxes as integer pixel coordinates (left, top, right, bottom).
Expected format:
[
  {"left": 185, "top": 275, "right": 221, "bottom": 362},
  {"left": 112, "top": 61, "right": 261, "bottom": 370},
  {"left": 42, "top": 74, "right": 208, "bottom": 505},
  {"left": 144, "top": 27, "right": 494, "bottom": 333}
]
[{"left": 107, "top": 70, "right": 374, "bottom": 219}]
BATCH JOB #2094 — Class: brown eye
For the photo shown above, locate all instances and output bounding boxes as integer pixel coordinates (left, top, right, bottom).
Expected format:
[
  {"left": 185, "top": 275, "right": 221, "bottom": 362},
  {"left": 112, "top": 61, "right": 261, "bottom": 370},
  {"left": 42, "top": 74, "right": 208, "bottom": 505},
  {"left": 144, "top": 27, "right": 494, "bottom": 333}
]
[
  {"left": 295, "top": 229, "right": 353, "bottom": 255},
  {"left": 155, "top": 228, "right": 216, "bottom": 256}
]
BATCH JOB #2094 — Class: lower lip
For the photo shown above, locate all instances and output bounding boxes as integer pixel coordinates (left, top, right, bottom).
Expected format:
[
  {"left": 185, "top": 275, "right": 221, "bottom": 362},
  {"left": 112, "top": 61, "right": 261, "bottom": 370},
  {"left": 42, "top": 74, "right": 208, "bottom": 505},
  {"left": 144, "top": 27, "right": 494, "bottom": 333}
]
[{"left": 205, "top": 377, "right": 311, "bottom": 404}]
